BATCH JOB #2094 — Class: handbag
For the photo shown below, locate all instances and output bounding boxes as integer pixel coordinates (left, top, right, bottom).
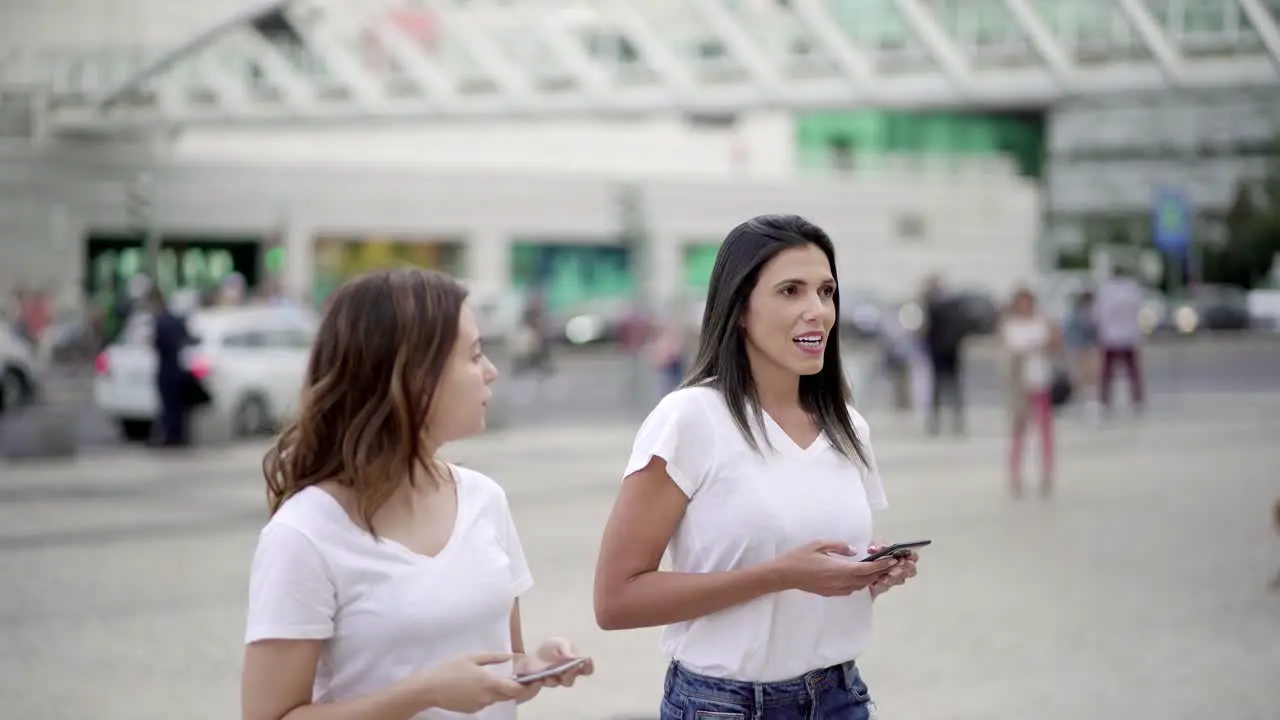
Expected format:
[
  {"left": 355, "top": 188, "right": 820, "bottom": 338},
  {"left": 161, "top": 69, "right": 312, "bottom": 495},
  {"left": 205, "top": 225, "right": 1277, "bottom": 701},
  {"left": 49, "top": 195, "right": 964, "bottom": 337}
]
[
  {"left": 181, "top": 370, "right": 213, "bottom": 409},
  {"left": 1049, "top": 366, "right": 1073, "bottom": 408}
]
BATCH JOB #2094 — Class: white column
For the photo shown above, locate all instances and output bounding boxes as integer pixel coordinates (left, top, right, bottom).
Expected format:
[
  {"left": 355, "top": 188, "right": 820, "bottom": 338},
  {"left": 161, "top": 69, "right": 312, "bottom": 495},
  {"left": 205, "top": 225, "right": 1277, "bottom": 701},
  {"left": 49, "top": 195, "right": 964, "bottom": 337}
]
[
  {"left": 49, "top": 203, "right": 82, "bottom": 312},
  {"left": 467, "top": 226, "right": 511, "bottom": 294},
  {"left": 649, "top": 228, "right": 682, "bottom": 309},
  {"left": 280, "top": 218, "right": 314, "bottom": 303}
]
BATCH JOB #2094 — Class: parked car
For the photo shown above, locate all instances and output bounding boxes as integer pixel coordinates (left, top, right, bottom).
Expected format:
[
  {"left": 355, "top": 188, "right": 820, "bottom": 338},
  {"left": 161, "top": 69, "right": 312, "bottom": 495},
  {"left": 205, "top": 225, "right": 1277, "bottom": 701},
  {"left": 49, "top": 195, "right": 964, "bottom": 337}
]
[
  {"left": 1164, "top": 285, "right": 1252, "bottom": 335},
  {"left": 949, "top": 289, "right": 1001, "bottom": 336},
  {"left": 0, "top": 325, "right": 41, "bottom": 415},
  {"left": 469, "top": 289, "right": 527, "bottom": 346},
  {"left": 839, "top": 290, "right": 889, "bottom": 340},
  {"left": 554, "top": 297, "right": 637, "bottom": 347},
  {"left": 93, "top": 306, "right": 316, "bottom": 442}
]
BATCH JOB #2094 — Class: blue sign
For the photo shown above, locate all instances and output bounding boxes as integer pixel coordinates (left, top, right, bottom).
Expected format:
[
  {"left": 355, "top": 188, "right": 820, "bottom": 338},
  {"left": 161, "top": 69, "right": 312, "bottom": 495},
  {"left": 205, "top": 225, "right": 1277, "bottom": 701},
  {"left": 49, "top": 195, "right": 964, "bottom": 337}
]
[{"left": 1153, "top": 188, "right": 1192, "bottom": 257}]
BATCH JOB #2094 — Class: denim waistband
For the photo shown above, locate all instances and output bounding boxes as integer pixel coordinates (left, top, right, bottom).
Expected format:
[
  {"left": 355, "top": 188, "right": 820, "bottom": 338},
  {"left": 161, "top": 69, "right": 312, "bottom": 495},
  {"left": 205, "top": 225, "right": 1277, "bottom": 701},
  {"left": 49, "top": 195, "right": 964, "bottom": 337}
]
[{"left": 665, "top": 660, "right": 859, "bottom": 710}]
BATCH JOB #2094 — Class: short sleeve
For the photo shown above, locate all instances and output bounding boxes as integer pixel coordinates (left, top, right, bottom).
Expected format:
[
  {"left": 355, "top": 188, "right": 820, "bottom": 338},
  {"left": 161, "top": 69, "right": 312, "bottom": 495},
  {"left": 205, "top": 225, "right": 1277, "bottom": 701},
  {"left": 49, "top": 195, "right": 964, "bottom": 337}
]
[
  {"left": 624, "top": 388, "right": 716, "bottom": 497},
  {"left": 851, "top": 409, "right": 889, "bottom": 511},
  {"left": 244, "top": 523, "right": 337, "bottom": 644},
  {"left": 497, "top": 491, "right": 535, "bottom": 597}
]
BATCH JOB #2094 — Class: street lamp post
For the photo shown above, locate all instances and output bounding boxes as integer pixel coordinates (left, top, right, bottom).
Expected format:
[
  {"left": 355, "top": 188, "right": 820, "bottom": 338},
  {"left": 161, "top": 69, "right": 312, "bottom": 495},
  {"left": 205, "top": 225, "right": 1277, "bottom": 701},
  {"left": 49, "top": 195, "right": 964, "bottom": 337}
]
[
  {"left": 617, "top": 181, "right": 650, "bottom": 413},
  {"left": 126, "top": 172, "right": 162, "bottom": 286}
]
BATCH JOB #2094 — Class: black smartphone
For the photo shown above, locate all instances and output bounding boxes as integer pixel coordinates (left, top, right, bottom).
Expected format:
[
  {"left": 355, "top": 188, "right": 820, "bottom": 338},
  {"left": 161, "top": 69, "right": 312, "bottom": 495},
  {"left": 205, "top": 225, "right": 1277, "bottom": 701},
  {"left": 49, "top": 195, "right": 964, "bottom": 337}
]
[
  {"left": 860, "top": 540, "right": 931, "bottom": 562},
  {"left": 513, "top": 657, "right": 587, "bottom": 685}
]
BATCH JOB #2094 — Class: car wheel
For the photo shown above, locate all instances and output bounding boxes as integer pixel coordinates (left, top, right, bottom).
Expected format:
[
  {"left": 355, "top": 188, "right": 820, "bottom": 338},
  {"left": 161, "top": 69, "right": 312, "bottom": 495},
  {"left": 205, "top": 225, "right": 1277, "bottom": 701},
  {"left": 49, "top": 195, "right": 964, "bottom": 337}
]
[
  {"left": 0, "top": 367, "right": 34, "bottom": 415},
  {"left": 118, "top": 419, "right": 153, "bottom": 443},
  {"left": 233, "top": 394, "right": 272, "bottom": 438}
]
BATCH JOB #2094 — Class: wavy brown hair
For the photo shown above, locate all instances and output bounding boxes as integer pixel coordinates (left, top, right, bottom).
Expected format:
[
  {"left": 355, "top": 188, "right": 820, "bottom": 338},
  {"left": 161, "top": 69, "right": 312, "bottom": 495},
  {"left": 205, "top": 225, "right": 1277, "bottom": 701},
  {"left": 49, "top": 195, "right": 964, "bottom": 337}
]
[{"left": 263, "top": 268, "right": 468, "bottom": 534}]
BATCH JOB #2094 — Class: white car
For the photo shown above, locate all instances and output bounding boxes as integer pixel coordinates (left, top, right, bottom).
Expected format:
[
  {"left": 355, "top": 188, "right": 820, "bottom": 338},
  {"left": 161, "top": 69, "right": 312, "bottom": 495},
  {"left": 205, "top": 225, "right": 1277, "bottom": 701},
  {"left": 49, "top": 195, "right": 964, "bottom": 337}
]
[
  {"left": 0, "top": 325, "right": 42, "bottom": 415},
  {"left": 94, "top": 306, "right": 316, "bottom": 442}
]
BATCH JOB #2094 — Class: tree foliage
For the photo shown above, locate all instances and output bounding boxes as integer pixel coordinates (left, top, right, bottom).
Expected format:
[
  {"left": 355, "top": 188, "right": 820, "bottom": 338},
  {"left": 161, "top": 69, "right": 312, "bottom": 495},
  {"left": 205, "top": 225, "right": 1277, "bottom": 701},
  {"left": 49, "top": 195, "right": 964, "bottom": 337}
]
[{"left": 1203, "top": 143, "right": 1280, "bottom": 289}]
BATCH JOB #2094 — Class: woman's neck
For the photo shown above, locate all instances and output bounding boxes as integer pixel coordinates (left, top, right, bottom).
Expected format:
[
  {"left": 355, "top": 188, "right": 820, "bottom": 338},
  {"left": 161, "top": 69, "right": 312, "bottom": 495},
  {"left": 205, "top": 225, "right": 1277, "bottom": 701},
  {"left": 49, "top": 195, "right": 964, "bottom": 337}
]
[
  {"left": 385, "top": 458, "right": 451, "bottom": 512},
  {"left": 748, "top": 351, "right": 801, "bottom": 414}
]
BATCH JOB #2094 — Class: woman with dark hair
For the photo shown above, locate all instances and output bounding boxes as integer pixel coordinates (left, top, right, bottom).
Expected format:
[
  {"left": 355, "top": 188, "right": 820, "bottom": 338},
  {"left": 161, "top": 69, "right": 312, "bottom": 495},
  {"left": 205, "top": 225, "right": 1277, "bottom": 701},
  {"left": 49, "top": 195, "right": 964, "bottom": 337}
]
[
  {"left": 593, "top": 215, "right": 918, "bottom": 719},
  {"left": 149, "top": 285, "right": 196, "bottom": 447},
  {"left": 242, "top": 269, "right": 592, "bottom": 720}
]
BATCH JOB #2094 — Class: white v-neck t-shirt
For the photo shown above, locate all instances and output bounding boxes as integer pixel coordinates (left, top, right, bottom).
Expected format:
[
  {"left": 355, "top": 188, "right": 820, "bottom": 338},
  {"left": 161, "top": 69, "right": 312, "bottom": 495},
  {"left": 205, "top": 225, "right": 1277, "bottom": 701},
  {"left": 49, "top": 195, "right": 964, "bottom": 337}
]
[
  {"left": 244, "top": 466, "right": 534, "bottom": 720},
  {"left": 624, "top": 385, "right": 889, "bottom": 683}
]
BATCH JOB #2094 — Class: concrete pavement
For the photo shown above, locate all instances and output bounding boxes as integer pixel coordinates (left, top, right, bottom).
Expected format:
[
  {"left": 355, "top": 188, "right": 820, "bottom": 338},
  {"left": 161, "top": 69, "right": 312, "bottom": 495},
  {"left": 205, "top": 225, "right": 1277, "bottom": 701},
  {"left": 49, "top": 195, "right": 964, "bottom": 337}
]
[{"left": 1, "top": 390, "right": 1279, "bottom": 719}]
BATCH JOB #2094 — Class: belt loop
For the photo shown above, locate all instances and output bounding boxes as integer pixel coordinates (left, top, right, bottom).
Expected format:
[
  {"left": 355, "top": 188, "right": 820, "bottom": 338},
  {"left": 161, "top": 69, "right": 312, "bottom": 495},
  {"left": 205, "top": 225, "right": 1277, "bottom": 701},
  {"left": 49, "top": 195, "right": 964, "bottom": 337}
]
[{"left": 753, "top": 682, "right": 765, "bottom": 720}]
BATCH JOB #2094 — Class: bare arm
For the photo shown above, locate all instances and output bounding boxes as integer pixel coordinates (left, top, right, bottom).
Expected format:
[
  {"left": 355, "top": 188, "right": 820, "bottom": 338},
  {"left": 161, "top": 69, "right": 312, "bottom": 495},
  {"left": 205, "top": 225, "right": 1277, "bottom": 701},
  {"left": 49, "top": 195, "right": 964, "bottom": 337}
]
[
  {"left": 242, "top": 640, "right": 436, "bottom": 720},
  {"left": 593, "top": 458, "right": 787, "bottom": 631},
  {"left": 1048, "top": 320, "right": 1064, "bottom": 354},
  {"left": 509, "top": 600, "right": 526, "bottom": 655},
  {"left": 507, "top": 600, "right": 539, "bottom": 705}
]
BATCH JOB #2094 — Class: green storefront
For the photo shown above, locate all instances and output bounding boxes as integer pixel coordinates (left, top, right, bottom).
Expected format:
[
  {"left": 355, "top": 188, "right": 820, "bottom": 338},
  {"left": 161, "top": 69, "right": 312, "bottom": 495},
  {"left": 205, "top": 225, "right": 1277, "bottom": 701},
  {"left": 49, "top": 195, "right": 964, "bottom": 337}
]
[{"left": 795, "top": 109, "right": 1046, "bottom": 179}]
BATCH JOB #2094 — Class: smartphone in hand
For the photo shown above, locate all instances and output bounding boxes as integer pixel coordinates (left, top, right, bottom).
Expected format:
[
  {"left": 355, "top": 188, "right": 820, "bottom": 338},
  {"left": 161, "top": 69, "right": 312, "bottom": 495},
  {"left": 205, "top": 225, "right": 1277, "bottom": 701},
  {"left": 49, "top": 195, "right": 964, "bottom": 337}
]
[
  {"left": 513, "top": 657, "right": 587, "bottom": 685},
  {"left": 861, "top": 540, "right": 931, "bottom": 562}
]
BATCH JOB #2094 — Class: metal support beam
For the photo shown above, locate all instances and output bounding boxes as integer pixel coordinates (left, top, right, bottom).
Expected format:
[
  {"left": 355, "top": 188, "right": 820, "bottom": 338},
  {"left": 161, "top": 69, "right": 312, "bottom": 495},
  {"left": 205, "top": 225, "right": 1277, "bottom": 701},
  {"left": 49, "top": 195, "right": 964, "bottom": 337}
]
[
  {"left": 1118, "top": 0, "right": 1186, "bottom": 86},
  {"left": 364, "top": 0, "right": 460, "bottom": 105},
  {"left": 36, "top": 0, "right": 1280, "bottom": 132},
  {"left": 523, "top": 8, "right": 613, "bottom": 99},
  {"left": 97, "top": 0, "right": 292, "bottom": 110},
  {"left": 686, "top": 0, "right": 783, "bottom": 99},
  {"left": 281, "top": 2, "right": 385, "bottom": 105},
  {"left": 1237, "top": 0, "right": 1280, "bottom": 72},
  {"left": 191, "top": 53, "right": 253, "bottom": 111},
  {"left": 238, "top": 30, "right": 319, "bottom": 109},
  {"left": 595, "top": 0, "right": 695, "bottom": 98},
  {"left": 892, "top": 0, "right": 975, "bottom": 94},
  {"left": 1003, "top": 0, "right": 1077, "bottom": 90},
  {"left": 789, "top": 0, "right": 881, "bottom": 100},
  {"left": 424, "top": 0, "right": 531, "bottom": 100}
]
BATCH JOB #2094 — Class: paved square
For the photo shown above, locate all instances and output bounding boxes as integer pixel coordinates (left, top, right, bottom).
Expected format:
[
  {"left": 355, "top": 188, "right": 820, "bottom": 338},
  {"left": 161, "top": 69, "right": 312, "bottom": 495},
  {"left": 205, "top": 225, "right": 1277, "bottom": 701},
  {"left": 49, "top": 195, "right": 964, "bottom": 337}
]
[{"left": 2, "top": 391, "right": 1279, "bottom": 719}]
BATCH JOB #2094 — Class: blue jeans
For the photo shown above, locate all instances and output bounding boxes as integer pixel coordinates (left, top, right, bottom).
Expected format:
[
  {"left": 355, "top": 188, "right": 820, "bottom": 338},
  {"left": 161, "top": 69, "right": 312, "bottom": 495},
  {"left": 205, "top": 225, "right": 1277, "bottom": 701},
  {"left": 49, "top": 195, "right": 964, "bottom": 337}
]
[{"left": 660, "top": 660, "right": 874, "bottom": 720}]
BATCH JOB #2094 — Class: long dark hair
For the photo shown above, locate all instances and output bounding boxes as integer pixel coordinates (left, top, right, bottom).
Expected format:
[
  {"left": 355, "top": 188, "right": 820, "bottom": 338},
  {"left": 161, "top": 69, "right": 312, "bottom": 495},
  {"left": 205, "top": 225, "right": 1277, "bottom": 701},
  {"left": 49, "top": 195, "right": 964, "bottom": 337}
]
[
  {"left": 263, "top": 268, "right": 468, "bottom": 535},
  {"left": 684, "top": 214, "right": 869, "bottom": 467}
]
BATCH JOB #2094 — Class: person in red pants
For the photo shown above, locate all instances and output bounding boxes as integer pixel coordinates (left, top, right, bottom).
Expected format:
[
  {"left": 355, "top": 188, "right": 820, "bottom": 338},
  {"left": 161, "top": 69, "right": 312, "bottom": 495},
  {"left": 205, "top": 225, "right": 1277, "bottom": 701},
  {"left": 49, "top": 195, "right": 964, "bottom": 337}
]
[
  {"left": 1000, "top": 288, "right": 1062, "bottom": 498},
  {"left": 1095, "top": 270, "right": 1145, "bottom": 414}
]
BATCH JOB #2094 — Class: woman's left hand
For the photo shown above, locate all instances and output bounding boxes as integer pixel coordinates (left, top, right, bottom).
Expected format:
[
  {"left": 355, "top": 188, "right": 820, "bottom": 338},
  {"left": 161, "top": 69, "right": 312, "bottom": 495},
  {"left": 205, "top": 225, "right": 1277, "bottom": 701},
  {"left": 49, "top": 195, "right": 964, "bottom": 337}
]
[
  {"left": 866, "top": 546, "right": 918, "bottom": 599},
  {"left": 511, "top": 637, "right": 595, "bottom": 702}
]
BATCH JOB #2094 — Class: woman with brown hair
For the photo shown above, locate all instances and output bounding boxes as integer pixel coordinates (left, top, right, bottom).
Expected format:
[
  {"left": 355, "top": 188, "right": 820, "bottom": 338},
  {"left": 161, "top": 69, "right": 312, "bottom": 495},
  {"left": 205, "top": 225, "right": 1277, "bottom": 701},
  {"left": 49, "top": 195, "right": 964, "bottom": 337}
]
[
  {"left": 241, "top": 269, "right": 592, "bottom": 720},
  {"left": 1000, "top": 287, "right": 1062, "bottom": 498}
]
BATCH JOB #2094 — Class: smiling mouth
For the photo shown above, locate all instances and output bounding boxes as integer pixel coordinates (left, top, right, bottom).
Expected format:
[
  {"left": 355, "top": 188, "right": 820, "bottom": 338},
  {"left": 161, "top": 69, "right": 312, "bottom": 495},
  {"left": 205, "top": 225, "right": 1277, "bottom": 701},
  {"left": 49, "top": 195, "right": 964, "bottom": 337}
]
[{"left": 793, "top": 333, "right": 825, "bottom": 352}]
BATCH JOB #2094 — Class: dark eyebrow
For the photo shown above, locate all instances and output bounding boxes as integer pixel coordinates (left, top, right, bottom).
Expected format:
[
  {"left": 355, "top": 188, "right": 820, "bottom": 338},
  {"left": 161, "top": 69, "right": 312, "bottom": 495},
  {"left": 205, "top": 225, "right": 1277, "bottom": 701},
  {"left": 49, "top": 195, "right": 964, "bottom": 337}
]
[{"left": 773, "top": 277, "right": 836, "bottom": 289}]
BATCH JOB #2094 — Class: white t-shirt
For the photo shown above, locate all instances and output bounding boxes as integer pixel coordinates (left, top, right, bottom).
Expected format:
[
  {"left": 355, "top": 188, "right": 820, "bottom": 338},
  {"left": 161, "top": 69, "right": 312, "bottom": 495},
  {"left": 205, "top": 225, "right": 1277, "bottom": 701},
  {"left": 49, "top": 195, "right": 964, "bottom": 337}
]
[
  {"left": 1095, "top": 277, "right": 1144, "bottom": 348},
  {"left": 624, "top": 386, "right": 889, "bottom": 683},
  {"left": 244, "top": 466, "right": 534, "bottom": 720},
  {"left": 1001, "top": 316, "right": 1053, "bottom": 390}
]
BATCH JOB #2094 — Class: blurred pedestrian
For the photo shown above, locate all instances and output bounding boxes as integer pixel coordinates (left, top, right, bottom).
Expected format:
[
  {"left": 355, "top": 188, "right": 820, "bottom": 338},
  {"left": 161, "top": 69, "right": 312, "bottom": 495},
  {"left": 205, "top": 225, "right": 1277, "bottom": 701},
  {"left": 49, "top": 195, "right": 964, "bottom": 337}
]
[
  {"left": 594, "top": 214, "right": 916, "bottom": 719},
  {"left": 872, "top": 310, "right": 913, "bottom": 412},
  {"left": 1096, "top": 268, "right": 1146, "bottom": 415},
  {"left": 244, "top": 269, "right": 593, "bottom": 720},
  {"left": 1271, "top": 499, "right": 1280, "bottom": 591},
  {"left": 649, "top": 298, "right": 694, "bottom": 397},
  {"left": 920, "top": 276, "right": 968, "bottom": 436},
  {"left": 1064, "top": 289, "right": 1102, "bottom": 424},
  {"left": 1000, "top": 287, "right": 1062, "bottom": 498},
  {"left": 149, "top": 286, "right": 196, "bottom": 447}
]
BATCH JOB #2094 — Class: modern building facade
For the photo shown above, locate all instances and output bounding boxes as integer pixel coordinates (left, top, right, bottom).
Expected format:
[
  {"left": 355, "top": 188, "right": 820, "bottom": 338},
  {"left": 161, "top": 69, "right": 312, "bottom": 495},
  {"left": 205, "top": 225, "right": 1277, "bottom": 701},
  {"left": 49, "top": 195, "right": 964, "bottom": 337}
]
[
  {"left": 3, "top": 0, "right": 1278, "bottom": 310},
  {"left": 1046, "top": 87, "right": 1280, "bottom": 261},
  {"left": 0, "top": 141, "right": 1040, "bottom": 311}
]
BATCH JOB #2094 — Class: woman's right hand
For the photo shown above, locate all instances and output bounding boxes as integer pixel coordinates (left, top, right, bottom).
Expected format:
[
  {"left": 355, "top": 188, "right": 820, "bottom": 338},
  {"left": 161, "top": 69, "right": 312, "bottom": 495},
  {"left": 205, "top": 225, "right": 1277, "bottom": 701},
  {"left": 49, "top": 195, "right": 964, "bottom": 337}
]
[
  {"left": 417, "top": 652, "right": 525, "bottom": 714},
  {"left": 769, "top": 540, "right": 899, "bottom": 597}
]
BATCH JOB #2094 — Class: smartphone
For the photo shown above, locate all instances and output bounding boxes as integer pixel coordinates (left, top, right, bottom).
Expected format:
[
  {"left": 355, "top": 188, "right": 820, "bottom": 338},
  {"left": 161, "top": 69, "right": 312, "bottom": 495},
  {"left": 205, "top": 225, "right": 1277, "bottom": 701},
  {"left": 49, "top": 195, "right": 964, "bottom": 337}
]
[
  {"left": 513, "top": 657, "right": 587, "bottom": 685},
  {"left": 860, "top": 540, "right": 931, "bottom": 562}
]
